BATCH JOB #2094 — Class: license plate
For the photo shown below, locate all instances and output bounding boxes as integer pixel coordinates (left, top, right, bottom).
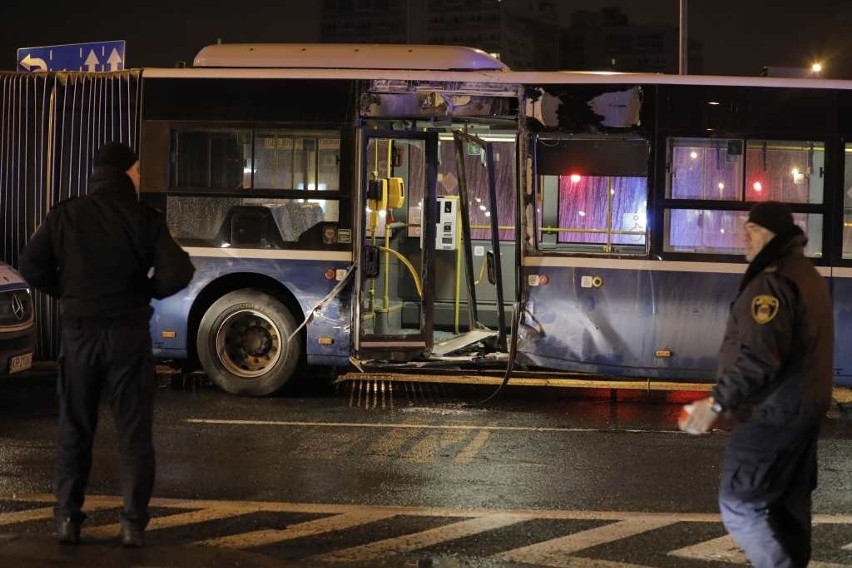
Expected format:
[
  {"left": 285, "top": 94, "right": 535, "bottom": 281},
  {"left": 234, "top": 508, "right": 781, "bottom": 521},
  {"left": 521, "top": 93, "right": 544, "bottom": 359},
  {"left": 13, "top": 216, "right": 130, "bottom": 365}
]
[{"left": 9, "top": 352, "right": 32, "bottom": 374}]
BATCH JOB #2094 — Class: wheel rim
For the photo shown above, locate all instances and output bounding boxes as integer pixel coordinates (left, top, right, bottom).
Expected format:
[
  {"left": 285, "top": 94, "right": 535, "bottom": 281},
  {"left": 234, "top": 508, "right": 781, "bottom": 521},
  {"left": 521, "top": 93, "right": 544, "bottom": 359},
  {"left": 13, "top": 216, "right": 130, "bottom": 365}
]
[{"left": 215, "top": 309, "right": 283, "bottom": 379}]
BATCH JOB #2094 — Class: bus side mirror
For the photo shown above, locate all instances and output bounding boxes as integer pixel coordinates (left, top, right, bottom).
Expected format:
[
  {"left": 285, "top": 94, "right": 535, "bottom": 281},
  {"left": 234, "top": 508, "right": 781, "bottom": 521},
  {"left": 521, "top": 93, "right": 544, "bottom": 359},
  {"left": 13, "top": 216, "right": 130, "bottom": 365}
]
[
  {"left": 486, "top": 250, "right": 496, "bottom": 285},
  {"left": 364, "top": 245, "right": 380, "bottom": 279}
]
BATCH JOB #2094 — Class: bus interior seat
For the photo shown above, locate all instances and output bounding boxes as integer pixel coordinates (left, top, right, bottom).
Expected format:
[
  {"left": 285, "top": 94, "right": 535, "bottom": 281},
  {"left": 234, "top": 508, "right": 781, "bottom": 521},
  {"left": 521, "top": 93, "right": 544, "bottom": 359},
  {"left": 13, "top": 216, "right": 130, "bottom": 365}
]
[{"left": 217, "top": 205, "right": 287, "bottom": 249}]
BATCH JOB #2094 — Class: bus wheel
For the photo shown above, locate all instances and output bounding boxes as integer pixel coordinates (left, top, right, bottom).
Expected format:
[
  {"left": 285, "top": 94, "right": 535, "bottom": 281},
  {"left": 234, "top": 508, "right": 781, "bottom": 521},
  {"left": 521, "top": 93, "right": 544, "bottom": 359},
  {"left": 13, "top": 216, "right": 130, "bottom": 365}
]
[{"left": 197, "top": 289, "right": 301, "bottom": 396}]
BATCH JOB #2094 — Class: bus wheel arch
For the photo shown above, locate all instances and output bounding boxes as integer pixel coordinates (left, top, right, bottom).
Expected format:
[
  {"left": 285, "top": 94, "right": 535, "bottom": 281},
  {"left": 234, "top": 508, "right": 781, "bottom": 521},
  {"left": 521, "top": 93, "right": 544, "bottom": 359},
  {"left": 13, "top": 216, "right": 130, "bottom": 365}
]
[{"left": 189, "top": 275, "right": 305, "bottom": 396}]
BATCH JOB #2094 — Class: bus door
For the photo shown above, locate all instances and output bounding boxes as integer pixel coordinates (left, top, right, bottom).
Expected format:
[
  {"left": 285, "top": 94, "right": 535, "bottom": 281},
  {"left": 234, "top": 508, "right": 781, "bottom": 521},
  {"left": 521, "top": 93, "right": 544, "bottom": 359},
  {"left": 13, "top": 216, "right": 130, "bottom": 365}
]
[
  {"left": 356, "top": 131, "right": 438, "bottom": 357},
  {"left": 429, "top": 131, "right": 509, "bottom": 356}
]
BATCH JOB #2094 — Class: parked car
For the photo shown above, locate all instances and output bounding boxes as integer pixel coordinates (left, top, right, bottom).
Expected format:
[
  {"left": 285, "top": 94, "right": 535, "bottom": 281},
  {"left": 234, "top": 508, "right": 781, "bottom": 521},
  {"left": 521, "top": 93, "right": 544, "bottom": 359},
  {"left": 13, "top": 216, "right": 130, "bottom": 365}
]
[{"left": 0, "top": 261, "right": 35, "bottom": 375}]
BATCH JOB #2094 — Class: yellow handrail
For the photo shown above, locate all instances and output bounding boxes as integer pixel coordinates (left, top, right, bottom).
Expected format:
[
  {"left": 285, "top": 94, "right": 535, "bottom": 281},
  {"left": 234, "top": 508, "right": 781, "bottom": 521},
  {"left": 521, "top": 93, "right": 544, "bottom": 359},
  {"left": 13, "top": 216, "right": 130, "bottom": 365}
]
[{"left": 377, "top": 246, "right": 422, "bottom": 298}]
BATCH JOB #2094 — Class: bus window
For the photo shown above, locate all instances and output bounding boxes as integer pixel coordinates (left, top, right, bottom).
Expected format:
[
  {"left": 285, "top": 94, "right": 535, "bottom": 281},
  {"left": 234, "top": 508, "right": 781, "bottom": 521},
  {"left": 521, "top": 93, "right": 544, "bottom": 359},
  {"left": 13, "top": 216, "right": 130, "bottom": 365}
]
[
  {"left": 173, "top": 129, "right": 251, "bottom": 190},
  {"left": 253, "top": 132, "right": 341, "bottom": 191},
  {"left": 172, "top": 128, "right": 341, "bottom": 191},
  {"left": 665, "top": 209, "right": 822, "bottom": 257},
  {"left": 166, "top": 196, "right": 340, "bottom": 249},
  {"left": 745, "top": 140, "right": 824, "bottom": 204},
  {"left": 536, "top": 138, "right": 649, "bottom": 254},
  {"left": 668, "top": 138, "right": 824, "bottom": 204},
  {"left": 668, "top": 138, "right": 742, "bottom": 200},
  {"left": 666, "top": 138, "right": 824, "bottom": 257}
]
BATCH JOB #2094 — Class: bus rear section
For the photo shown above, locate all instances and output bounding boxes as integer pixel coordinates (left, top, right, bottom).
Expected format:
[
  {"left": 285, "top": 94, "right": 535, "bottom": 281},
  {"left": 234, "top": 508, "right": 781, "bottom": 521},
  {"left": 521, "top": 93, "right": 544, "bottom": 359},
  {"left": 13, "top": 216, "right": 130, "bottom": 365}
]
[{"left": 515, "top": 77, "right": 844, "bottom": 386}]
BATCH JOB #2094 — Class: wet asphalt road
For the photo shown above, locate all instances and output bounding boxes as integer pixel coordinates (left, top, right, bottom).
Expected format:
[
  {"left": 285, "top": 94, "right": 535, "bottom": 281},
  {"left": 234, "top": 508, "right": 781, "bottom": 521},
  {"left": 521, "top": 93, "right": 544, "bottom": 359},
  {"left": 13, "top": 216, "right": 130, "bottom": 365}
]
[{"left": 1, "top": 368, "right": 852, "bottom": 567}]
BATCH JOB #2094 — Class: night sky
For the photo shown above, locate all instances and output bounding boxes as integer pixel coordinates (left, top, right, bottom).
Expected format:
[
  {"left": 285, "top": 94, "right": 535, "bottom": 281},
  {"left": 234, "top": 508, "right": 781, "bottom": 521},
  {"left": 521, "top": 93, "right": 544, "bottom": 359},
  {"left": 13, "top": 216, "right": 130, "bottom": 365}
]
[{"left": 2, "top": 0, "right": 852, "bottom": 78}]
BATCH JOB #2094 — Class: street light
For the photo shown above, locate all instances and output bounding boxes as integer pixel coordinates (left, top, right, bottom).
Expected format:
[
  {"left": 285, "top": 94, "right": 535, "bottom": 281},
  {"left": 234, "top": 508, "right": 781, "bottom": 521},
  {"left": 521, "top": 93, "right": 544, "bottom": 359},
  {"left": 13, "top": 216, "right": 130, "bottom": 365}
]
[{"left": 811, "top": 62, "right": 823, "bottom": 75}]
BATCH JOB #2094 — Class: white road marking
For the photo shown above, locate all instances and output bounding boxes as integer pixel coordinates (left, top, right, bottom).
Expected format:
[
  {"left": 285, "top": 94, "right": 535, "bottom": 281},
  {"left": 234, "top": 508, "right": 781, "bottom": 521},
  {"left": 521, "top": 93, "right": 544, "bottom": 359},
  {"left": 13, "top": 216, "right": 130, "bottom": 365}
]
[
  {"left": 313, "top": 513, "right": 530, "bottom": 562},
  {"left": 84, "top": 507, "right": 255, "bottom": 538},
  {"left": 0, "top": 507, "right": 56, "bottom": 526},
  {"left": 0, "top": 501, "right": 116, "bottom": 526},
  {"left": 201, "top": 510, "right": 398, "bottom": 549},
  {"left": 455, "top": 429, "right": 491, "bottom": 464},
  {"left": 669, "top": 534, "right": 747, "bottom": 564},
  {"left": 2, "top": 494, "right": 851, "bottom": 566},
  {"left": 185, "top": 418, "right": 684, "bottom": 435},
  {"left": 495, "top": 518, "right": 676, "bottom": 567}
]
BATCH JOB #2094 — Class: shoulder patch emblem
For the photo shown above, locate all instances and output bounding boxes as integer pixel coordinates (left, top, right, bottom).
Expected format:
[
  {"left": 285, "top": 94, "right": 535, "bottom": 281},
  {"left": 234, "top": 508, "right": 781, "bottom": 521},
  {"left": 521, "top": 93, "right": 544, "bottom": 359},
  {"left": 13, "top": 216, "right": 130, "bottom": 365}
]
[{"left": 751, "top": 295, "right": 780, "bottom": 324}]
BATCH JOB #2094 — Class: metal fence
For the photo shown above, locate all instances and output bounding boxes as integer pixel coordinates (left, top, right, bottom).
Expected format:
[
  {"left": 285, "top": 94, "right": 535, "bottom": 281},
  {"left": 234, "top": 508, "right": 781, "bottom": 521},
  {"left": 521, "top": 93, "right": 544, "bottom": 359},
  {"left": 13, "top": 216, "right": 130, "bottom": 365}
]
[{"left": 0, "top": 70, "right": 140, "bottom": 358}]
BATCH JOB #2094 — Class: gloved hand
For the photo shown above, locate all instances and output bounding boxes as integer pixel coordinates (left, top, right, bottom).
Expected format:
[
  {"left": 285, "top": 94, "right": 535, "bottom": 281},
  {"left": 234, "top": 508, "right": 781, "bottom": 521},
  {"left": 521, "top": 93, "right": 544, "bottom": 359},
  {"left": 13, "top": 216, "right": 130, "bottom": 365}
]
[{"left": 678, "top": 397, "right": 720, "bottom": 435}]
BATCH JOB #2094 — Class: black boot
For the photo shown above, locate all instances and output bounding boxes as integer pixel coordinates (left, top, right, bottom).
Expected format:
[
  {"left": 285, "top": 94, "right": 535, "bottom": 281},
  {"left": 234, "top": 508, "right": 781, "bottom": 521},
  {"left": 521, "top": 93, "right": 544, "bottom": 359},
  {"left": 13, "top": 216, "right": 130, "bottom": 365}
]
[{"left": 57, "top": 518, "right": 80, "bottom": 545}]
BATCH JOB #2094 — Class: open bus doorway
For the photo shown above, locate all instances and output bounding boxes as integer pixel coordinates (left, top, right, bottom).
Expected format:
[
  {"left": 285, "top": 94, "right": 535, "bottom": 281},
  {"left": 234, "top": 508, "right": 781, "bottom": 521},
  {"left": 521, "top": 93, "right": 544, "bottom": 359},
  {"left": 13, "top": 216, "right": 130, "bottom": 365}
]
[
  {"left": 356, "top": 132, "right": 438, "bottom": 359},
  {"left": 354, "top": 128, "right": 516, "bottom": 367}
]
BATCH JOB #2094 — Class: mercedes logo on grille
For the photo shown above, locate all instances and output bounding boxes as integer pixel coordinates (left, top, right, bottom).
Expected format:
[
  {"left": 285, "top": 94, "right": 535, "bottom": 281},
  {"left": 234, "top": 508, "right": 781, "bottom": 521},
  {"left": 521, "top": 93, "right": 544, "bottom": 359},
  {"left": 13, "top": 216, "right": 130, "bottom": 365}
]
[{"left": 10, "top": 294, "right": 25, "bottom": 321}]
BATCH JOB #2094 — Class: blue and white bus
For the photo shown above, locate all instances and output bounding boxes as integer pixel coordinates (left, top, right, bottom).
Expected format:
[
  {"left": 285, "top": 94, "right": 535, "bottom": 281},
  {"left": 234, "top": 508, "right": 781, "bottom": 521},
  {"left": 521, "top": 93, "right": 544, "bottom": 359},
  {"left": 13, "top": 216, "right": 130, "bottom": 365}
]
[{"left": 127, "top": 44, "right": 852, "bottom": 395}]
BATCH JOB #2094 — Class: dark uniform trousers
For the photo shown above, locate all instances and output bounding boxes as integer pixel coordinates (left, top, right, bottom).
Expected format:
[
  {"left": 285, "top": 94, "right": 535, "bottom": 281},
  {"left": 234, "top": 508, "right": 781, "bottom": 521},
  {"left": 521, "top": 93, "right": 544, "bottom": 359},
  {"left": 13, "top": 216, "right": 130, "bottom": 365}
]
[
  {"left": 719, "top": 419, "right": 820, "bottom": 568},
  {"left": 54, "top": 315, "right": 155, "bottom": 530}
]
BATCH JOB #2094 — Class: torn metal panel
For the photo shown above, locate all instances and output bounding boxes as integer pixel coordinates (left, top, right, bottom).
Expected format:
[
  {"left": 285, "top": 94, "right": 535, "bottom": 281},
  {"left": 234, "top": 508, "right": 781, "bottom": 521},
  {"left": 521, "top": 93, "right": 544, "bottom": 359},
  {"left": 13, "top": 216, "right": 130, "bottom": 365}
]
[
  {"left": 370, "top": 79, "right": 517, "bottom": 97},
  {"left": 363, "top": 79, "right": 517, "bottom": 118},
  {"left": 524, "top": 85, "right": 643, "bottom": 131}
]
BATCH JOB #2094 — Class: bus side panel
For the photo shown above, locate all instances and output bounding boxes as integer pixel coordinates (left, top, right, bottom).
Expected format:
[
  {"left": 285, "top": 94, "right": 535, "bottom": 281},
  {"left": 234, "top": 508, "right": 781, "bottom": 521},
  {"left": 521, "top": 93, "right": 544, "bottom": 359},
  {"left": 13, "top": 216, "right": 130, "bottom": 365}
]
[
  {"left": 517, "top": 265, "right": 654, "bottom": 376},
  {"left": 831, "top": 275, "right": 852, "bottom": 387},
  {"left": 516, "top": 265, "right": 734, "bottom": 381},
  {"left": 650, "top": 270, "right": 736, "bottom": 378},
  {"left": 150, "top": 257, "right": 352, "bottom": 363}
]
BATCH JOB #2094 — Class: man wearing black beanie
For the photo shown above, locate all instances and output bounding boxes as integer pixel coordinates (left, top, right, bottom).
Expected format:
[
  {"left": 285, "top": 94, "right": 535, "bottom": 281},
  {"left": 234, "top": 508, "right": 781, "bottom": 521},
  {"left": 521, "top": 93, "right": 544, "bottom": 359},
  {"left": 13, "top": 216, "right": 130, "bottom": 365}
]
[
  {"left": 18, "top": 141, "right": 195, "bottom": 547},
  {"left": 679, "top": 201, "right": 833, "bottom": 567}
]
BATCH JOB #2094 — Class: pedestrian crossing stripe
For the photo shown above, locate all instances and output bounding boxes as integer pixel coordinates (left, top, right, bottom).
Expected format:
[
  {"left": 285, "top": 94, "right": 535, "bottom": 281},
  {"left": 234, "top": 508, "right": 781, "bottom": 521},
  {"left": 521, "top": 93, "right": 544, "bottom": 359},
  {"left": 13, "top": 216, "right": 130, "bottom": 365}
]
[{"left": 2, "top": 493, "right": 851, "bottom": 567}]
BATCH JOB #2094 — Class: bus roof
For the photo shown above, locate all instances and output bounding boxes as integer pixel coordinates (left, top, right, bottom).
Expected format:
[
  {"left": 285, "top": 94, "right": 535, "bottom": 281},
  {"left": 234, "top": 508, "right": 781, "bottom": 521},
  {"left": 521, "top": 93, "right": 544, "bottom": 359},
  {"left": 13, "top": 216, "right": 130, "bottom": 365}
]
[
  {"left": 147, "top": 64, "right": 852, "bottom": 92},
  {"left": 192, "top": 43, "right": 509, "bottom": 72}
]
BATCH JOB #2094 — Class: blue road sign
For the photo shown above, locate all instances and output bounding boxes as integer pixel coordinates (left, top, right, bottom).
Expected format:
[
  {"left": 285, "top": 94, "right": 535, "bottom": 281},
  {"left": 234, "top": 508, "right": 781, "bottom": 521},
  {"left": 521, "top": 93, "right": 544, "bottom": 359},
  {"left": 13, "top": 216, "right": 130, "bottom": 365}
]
[{"left": 17, "top": 41, "right": 126, "bottom": 72}]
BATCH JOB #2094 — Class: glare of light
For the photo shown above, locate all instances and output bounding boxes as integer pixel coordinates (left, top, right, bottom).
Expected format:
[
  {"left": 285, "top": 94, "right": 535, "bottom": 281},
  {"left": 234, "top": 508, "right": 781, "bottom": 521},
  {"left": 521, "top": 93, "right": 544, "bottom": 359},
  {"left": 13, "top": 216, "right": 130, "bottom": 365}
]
[
  {"left": 484, "top": 211, "right": 491, "bottom": 217},
  {"left": 717, "top": 182, "right": 725, "bottom": 190},
  {"left": 220, "top": 242, "right": 231, "bottom": 248},
  {"left": 475, "top": 197, "right": 482, "bottom": 203},
  {"left": 365, "top": 206, "right": 373, "bottom": 213},
  {"left": 479, "top": 205, "right": 487, "bottom": 211},
  {"left": 812, "top": 62, "right": 823, "bottom": 74},
  {"left": 753, "top": 181, "right": 763, "bottom": 192},
  {"left": 611, "top": 189, "right": 615, "bottom": 195},
  {"left": 243, "top": 167, "right": 252, "bottom": 174},
  {"left": 708, "top": 101, "right": 720, "bottom": 106},
  {"left": 578, "top": 211, "right": 586, "bottom": 217},
  {"left": 570, "top": 174, "right": 581, "bottom": 183},
  {"left": 791, "top": 167, "right": 805, "bottom": 184},
  {"left": 720, "top": 228, "right": 726, "bottom": 234},
  {"left": 378, "top": 210, "right": 387, "bottom": 217},
  {"left": 689, "top": 151, "right": 698, "bottom": 159}
]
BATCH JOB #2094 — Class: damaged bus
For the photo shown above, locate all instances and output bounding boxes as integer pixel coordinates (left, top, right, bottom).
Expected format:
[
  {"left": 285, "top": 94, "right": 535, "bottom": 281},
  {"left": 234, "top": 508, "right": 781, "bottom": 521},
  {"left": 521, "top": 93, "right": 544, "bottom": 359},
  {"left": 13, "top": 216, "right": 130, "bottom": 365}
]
[{"left": 9, "top": 44, "right": 851, "bottom": 395}]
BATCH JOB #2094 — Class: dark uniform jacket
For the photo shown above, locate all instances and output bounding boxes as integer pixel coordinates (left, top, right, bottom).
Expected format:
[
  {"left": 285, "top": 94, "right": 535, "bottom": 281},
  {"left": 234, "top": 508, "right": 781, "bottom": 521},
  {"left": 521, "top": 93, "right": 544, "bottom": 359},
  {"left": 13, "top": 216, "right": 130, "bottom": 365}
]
[
  {"left": 712, "top": 228, "right": 833, "bottom": 425},
  {"left": 19, "top": 165, "right": 194, "bottom": 319}
]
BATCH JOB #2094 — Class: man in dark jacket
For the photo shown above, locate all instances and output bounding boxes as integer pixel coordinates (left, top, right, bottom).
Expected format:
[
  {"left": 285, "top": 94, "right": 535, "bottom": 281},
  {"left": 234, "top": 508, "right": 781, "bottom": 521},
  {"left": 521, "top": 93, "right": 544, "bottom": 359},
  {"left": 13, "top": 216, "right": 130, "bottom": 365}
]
[
  {"left": 679, "top": 201, "right": 833, "bottom": 568},
  {"left": 19, "top": 141, "right": 195, "bottom": 547}
]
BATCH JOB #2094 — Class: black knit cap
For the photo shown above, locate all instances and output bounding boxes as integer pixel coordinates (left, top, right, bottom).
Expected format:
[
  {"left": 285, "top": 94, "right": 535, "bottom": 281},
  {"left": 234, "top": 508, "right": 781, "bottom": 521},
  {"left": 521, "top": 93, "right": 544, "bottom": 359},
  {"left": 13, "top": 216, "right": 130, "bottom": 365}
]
[
  {"left": 93, "top": 141, "right": 137, "bottom": 172},
  {"left": 747, "top": 201, "right": 794, "bottom": 235}
]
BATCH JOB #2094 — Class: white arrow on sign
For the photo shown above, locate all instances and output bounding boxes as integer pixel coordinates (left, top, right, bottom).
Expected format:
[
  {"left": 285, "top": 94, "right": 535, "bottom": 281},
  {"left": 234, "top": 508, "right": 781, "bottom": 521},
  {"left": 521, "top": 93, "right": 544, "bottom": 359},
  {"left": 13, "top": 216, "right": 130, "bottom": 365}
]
[
  {"left": 106, "top": 48, "right": 123, "bottom": 71},
  {"left": 20, "top": 54, "right": 47, "bottom": 72},
  {"left": 84, "top": 50, "right": 100, "bottom": 71}
]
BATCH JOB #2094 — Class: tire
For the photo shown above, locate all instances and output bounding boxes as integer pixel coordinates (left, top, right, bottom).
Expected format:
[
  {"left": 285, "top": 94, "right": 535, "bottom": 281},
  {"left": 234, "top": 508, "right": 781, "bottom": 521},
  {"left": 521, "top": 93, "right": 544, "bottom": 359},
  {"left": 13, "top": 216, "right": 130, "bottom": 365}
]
[{"left": 197, "top": 289, "right": 302, "bottom": 396}]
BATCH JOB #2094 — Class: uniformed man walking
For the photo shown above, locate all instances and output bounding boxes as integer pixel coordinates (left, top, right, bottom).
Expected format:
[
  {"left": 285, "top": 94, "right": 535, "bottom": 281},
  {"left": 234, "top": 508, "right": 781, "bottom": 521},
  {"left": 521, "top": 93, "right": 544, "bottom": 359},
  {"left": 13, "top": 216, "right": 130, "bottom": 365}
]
[
  {"left": 19, "top": 141, "right": 195, "bottom": 547},
  {"left": 679, "top": 201, "right": 833, "bottom": 568}
]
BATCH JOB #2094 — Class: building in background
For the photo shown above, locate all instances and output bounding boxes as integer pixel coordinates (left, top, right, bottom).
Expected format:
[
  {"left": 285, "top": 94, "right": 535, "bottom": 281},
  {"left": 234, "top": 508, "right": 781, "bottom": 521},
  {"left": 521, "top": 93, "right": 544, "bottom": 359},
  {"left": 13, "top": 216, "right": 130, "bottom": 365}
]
[
  {"left": 560, "top": 8, "right": 703, "bottom": 74},
  {"left": 320, "top": 0, "right": 560, "bottom": 70}
]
